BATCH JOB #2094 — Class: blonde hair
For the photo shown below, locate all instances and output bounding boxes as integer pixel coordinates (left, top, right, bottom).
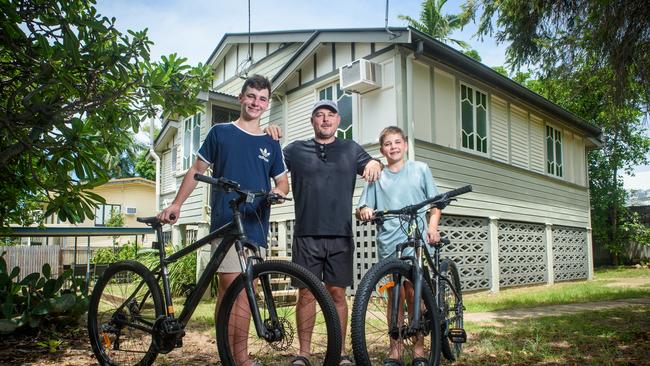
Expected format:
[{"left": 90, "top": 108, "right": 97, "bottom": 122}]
[{"left": 379, "top": 126, "right": 407, "bottom": 145}]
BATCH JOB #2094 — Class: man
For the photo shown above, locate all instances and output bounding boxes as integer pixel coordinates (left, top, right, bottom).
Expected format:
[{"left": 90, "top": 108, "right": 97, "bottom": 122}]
[
  {"left": 281, "top": 100, "right": 382, "bottom": 366},
  {"left": 158, "top": 74, "right": 288, "bottom": 366}
]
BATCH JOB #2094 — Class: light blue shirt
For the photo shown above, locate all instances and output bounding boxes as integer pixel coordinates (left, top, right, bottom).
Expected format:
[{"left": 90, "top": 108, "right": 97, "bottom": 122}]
[{"left": 358, "top": 160, "right": 439, "bottom": 259}]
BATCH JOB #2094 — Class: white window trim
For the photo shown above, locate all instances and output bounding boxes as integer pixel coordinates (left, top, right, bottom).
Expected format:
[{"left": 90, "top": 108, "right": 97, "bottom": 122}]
[
  {"left": 458, "top": 81, "right": 490, "bottom": 156},
  {"left": 545, "top": 123, "right": 564, "bottom": 178}
]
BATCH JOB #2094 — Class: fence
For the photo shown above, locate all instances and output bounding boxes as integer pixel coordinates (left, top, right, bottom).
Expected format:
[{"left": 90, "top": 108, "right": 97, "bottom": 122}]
[
  {"left": 269, "top": 214, "right": 592, "bottom": 295},
  {"left": 1, "top": 245, "right": 61, "bottom": 281}
]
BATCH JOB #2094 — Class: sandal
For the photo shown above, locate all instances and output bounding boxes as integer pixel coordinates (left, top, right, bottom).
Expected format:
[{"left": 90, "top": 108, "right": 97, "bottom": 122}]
[
  {"left": 383, "top": 358, "right": 404, "bottom": 366},
  {"left": 289, "top": 355, "right": 312, "bottom": 366},
  {"left": 339, "top": 355, "right": 355, "bottom": 365},
  {"left": 410, "top": 357, "right": 429, "bottom": 366}
]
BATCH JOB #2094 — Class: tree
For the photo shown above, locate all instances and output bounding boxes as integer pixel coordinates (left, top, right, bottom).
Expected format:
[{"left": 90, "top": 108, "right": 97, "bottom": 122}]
[
  {"left": 0, "top": 0, "right": 213, "bottom": 228},
  {"left": 135, "top": 149, "right": 156, "bottom": 181},
  {"left": 399, "top": 0, "right": 471, "bottom": 49}
]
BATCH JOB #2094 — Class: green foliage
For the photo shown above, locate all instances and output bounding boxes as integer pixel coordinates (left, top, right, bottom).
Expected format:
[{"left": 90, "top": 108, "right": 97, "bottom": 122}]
[
  {"left": 399, "top": 0, "right": 471, "bottom": 49},
  {"left": 0, "top": 0, "right": 213, "bottom": 228},
  {"left": 135, "top": 149, "right": 156, "bottom": 181},
  {"left": 0, "top": 254, "right": 88, "bottom": 335},
  {"left": 92, "top": 241, "right": 141, "bottom": 264}
]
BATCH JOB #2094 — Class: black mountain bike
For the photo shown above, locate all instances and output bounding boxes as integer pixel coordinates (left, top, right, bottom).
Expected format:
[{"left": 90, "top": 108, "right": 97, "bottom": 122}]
[
  {"left": 88, "top": 174, "right": 341, "bottom": 366},
  {"left": 350, "top": 185, "right": 471, "bottom": 366}
]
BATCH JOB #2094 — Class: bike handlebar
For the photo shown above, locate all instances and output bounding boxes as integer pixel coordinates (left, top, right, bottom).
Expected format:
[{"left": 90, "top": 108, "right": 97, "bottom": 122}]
[
  {"left": 193, "top": 174, "right": 291, "bottom": 204},
  {"left": 372, "top": 185, "right": 472, "bottom": 223}
]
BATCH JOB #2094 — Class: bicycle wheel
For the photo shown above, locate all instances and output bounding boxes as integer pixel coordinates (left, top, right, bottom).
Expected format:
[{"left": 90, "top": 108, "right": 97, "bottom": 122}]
[
  {"left": 351, "top": 258, "right": 441, "bottom": 366},
  {"left": 216, "top": 260, "right": 341, "bottom": 366},
  {"left": 88, "top": 260, "right": 164, "bottom": 366},
  {"left": 439, "top": 259, "right": 463, "bottom": 361}
]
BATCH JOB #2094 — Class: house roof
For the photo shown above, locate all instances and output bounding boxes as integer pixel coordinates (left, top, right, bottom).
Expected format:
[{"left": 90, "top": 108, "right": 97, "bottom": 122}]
[
  {"left": 207, "top": 27, "right": 602, "bottom": 141},
  {"left": 98, "top": 177, "right": 156, "bottom": 188}
]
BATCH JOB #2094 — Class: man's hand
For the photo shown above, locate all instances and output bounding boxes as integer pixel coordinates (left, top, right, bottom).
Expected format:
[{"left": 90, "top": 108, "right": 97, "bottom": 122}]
[
  {"left": 362, "top": 159, "right": 382, "bottom": 182},
  {"left": 157, "top": 203, "right": 181, "bottom": 224},
  {"left": 427, "top": 228, "right": 441, "bottom": 245},
  {"left": 356, "top": 207, "right": 375, "bottom": 221},
  {"left": 269, "top": 187, "right": 287, "bottom": 204},
  {"left": 263, "top": 123, "right": 283, "bottom": 141}
]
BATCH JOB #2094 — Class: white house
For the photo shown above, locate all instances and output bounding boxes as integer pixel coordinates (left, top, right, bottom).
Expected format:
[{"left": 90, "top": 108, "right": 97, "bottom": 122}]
[{"left": 153, "top": 27, "right": 602, "bottom": 293}]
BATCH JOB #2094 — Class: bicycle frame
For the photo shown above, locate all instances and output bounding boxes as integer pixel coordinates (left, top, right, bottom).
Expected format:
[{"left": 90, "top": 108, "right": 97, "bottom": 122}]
[{"left": 146, "top": 195, "right": 280, "bottom": 341}]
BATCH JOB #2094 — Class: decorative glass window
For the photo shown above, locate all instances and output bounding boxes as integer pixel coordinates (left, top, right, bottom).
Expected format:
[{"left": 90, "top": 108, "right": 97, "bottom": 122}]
[
  {"left": 183, "top": 112, "right": 202, "bottom": 170},
  {"left": 94, "top": 204, "right": 121, "bottom": 226},
  {"left": 460, "top": 84, "right": 488, "bottom": 153},
  {"left": 212, "top": 105, "right": 239, "bottom": 125},
  {"left": 318, "top": 83, "right": 353, "bottom": 140},
  {"left": 546, "top": 125, "right": 563, "bottom": 177}
]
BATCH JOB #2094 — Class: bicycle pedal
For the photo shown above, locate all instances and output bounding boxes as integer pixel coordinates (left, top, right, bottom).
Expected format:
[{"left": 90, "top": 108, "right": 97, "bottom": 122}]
[{"left": 448, "top": 328, "right": 467, "bottom": 343}]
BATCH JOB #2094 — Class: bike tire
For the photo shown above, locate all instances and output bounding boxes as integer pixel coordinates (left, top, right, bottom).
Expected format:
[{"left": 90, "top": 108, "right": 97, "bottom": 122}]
[
  {"left": 351, "top": 258, "right": 441, "bottom": 366},
  {"left": 88, "top": 260, "right": 164, "bottom": 366},
  {"left": 216, "top": 260, "right": 341, "bottom": 366},
  {"left": 439, "top": 259, "right": 463, "bottom": 361}
]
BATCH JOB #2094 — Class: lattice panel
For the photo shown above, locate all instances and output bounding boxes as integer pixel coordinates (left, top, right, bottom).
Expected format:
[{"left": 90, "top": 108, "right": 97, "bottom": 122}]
[
  {"left": 285, "top": 220, "right": 294, "bottom": 258},
  {"left": 552, "top": 226, "right": 588, "bottom": 282},
  {"left": 439, "top": 215, "right": 490, "bottom": 291},
  {"left": 352, "top": 219, "right": 378, "bottom": 294},
  {"left": 269, "top": 222, "right": 279, "bottom": 244},
  {"left": 498, "top": 221, "right": 546, "bottom": 287}
]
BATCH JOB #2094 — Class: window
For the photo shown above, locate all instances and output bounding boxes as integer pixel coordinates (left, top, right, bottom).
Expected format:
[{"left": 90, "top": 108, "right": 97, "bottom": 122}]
[
  {"left": 546, "top": 125, "right": 563, "bottom": 177},
  {"left": 183, "top": 112, "right": 202, "bottom": 170},
  {"left": 95, "top": 204, "right": 121, "bottom": 226},
  {"left": 212, "top": 105, "right": 239, "bottom": 125},
  {"left": 460, "top": 83, "right": 488, "bottom": 154},
  {"left": 319, "top": 83, "right": 353, "bottom": 139}
]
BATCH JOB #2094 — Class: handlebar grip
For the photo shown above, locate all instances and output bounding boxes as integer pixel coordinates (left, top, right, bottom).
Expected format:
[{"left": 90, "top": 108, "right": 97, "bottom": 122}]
[
  {"left": 445, "top": 185, "right": 472, "bottom": 198},
  {"left": 194, "top": 174, "right": 220, "bottom": 185}
]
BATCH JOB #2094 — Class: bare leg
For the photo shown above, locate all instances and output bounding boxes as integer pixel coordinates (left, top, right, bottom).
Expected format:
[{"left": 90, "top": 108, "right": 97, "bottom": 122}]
[
  {"left": 217, "top": 272, "right": 255, "bottom": 366},
  {"left": 386, "top": 285, "right": 406, "bottom": 360},
  {"left": 326, "top": 284, "right": 348, "bottom": 362},
  {"left": 296, "top": 287, "right": 316, "bottom": 359}
]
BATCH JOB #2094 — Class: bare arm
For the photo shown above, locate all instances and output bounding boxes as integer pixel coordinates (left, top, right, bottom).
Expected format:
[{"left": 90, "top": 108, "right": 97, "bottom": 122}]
[
  {"left": 427, "top": 207, "right": 441, "bottom": 244},
  {"left": 271, "top": 172, "right": 289, "bottom": 197},
  {"left": 157, "top": 158, "right": 210, "bottom": 224}
]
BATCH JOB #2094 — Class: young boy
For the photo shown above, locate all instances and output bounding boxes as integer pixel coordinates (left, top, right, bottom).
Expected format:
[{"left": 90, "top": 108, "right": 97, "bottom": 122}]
[
  {"left": 158, "top": 74, "right": 288, "bottom": 366},
  {"left": 356, "top": 126, "right": 440, "bottom": 366}
]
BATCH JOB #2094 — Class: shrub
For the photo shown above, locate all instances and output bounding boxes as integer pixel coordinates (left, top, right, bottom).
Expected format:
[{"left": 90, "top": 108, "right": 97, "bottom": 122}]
[{"left": 0, "top": 254, "right": 87, "bottom": 335}]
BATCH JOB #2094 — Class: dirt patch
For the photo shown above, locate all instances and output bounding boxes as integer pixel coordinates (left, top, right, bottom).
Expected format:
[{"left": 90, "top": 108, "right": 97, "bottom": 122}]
[
  {"left": 604, "top": 277, "right": 650, "bottom": 287},
  {"left": 0, "top": 327, "right": 220, "bottom": 366}
]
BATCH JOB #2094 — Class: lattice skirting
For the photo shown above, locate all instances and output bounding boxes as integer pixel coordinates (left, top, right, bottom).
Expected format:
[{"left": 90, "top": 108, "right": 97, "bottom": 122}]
[
  {"left": 498, "top": 221, "right": 546, "bottom": 287},
  {"left": 553, "top": 226, "right": 588, "bottom": 282}
]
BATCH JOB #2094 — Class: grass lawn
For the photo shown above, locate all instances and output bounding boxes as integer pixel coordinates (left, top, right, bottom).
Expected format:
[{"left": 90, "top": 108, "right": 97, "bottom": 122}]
[
  {"left": 459, "top": 305, "right": 650, "bottom": 365},
  {"left": 464, "top": 266, "right": 650, "bottom": 313}
]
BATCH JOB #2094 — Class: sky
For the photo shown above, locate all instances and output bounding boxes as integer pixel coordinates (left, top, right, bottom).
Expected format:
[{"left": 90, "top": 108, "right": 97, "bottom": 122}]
[{"left": 94, "top": 0, "right": 649, "bottom": 190}]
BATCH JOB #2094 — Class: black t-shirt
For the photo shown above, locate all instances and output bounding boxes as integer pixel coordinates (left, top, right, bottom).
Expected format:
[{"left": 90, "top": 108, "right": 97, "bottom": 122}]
[{"left": 283, "top": 138, "right": 372, "bottom": 237}]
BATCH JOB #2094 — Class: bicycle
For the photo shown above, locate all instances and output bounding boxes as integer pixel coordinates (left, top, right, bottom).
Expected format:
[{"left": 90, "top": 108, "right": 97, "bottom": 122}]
[
  {"left": 87, "top": 174, "right": 342, "bottom": 366},
  {"left": 350, "top": 185, "right": 472, "bottom": 366}
]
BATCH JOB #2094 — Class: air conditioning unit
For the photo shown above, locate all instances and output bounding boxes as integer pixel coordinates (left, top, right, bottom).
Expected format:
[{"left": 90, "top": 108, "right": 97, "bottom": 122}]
[
  {"left": 340, "top": 59, "right": 382, "bottom": 94},
  {"left": 125, "top": 206, "right": 137, "bottom": 215}
]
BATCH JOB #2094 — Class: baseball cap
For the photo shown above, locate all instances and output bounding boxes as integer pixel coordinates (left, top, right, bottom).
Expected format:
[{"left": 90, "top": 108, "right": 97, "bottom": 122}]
[{"left": 311, "top": 99, "right": 339, "bottom": 115}]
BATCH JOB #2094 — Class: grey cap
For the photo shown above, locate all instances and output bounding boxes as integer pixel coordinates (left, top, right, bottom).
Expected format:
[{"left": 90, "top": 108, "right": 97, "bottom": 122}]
[{"left": 311, "top": 99, "right": 338, "bottom": 115}]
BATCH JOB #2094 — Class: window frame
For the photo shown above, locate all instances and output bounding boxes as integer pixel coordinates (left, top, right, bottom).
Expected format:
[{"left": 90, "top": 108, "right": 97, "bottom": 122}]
[
  {"left": 545, "top": 124, "right": 564, "bottom": 177},
  {"left": 459, "top": 82, "right": 489, "bottom": 155},
  {"left": 94, "top": 204, "right": 122, "bottom": 226},
  {"left": 182, "top": 112, "right": 203, "bottom": 170}
]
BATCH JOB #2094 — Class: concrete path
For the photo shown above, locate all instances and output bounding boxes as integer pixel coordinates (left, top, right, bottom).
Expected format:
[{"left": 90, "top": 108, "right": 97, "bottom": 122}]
[{"left": 465, "top": 297, "right": 650, "bottom": 322}]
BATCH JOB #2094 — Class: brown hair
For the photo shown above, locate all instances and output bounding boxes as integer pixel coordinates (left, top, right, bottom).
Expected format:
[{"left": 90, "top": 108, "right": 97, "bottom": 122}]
[
  {"left": 241, "top": 74, "right": 272, "bottom": 96},
  {"left": 379, "top": 126, "right": 407, "bottom": 145}
]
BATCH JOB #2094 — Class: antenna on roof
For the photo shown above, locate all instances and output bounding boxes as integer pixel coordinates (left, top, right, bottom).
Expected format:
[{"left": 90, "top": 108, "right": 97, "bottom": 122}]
[
  {"left": 385, "top": 0, "right": 399, "bottom": 39},
  {"left": 238, "top": 0, "right": 253, "bottom": 79}
]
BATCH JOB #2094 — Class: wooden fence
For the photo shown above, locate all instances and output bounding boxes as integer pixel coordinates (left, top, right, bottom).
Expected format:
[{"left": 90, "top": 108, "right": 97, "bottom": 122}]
[{"left": 1, "top": 245, "right": 60, "bottom": 280}]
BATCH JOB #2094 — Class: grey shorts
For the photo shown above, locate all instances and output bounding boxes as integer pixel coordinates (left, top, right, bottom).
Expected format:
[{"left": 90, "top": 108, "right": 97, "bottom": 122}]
[
  {"left": 291, "top": 236, "right": 354, "bottom": 287},
  {"left": 211, "top": 238, "right": 266, "bottom": 273}
]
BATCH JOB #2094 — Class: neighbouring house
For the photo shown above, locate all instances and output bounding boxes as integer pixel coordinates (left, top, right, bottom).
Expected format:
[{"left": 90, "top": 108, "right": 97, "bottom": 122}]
[
  {"left": 17, "top": 177, "right": 157, "bottom": 263},
  {"left": 154, "top": 27, "right": 602, "bottom": 293}
]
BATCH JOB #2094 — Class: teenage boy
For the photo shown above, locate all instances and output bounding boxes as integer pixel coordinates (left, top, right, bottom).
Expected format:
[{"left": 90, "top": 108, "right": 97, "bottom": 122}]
[
  {"left": 158, "top": 74, "right": 288, "bottom": 366},
  {"left": 356, "top": 126, "right": 440, "bottom": 366},
  {"left": 278, "top": 100, "right": 382, "bottom": 366}
]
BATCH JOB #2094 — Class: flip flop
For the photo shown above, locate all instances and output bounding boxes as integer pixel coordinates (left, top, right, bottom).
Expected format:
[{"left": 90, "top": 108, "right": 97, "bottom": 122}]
[
  {"left": 383, "top": 358, "right": 404, "bottom": 366},
  {"left": 339, "top": 355, "right": 355, "bottom": 365},
  {"left": 410, "top": 357, "right": 429, "bottom": 366},
  {"left": 289, "top": 355, "right": 312, "bottom": 366}
]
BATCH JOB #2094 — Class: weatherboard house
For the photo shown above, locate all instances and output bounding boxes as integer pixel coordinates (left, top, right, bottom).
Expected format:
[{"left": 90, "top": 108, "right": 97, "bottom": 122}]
[{"left": 153, "top": 27, "right": 602, "bottom": 293}]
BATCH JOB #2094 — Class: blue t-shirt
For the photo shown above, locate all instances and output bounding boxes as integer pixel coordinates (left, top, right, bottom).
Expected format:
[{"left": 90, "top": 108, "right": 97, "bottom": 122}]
[
  {"left": 358, "top": 160, "right": 438, "bottom": 259},
  {"left": 197, "top": 122, "right": 287, "bottom": 247}
]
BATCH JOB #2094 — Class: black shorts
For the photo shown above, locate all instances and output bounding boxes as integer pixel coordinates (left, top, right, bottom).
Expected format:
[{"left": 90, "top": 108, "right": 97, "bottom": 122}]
[{"left": 292, "top": 236, "right": 354, "bottom": 288}]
